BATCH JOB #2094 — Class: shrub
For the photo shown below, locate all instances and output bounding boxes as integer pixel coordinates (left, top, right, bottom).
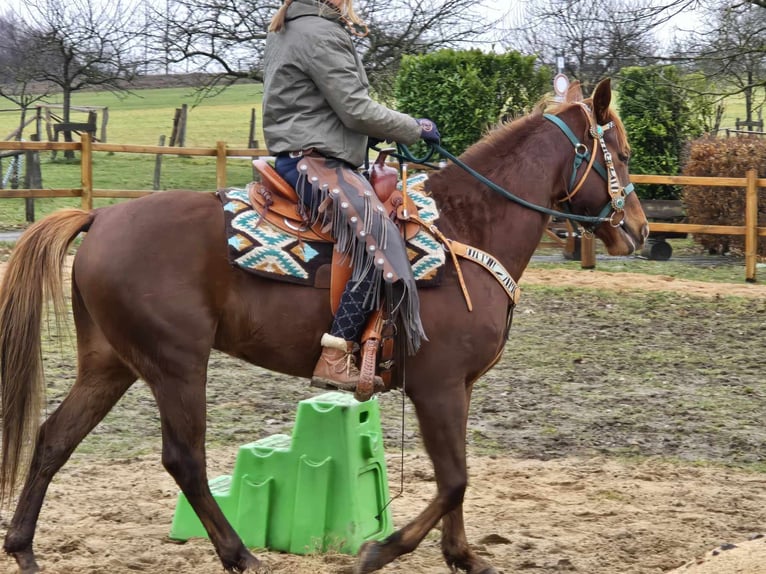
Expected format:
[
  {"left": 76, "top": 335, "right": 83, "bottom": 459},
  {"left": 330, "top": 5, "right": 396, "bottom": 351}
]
[
  {"left": 618, "top": 66, "right": 705, "bottom": 200},
  {"left": 394, "top": 49, "right": 550, "bottom": 154},
  {"left": 682, "top": 136, "right": 766, "bottom": 255}
]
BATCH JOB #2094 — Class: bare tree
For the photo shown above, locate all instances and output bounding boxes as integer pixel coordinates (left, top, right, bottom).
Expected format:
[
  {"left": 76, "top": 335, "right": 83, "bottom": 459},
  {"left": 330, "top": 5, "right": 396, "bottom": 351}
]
[
  {"left": 673, "top": 1, "right": 765, "bottom": 126},
  {"left": 149, "top": 0, "right": 501, "bottom": 97},
  {"left": 0, "top": 13, "right": 54, "bottom": 141},
  {"left": 507, "top": 0, "right": 661, "bottom": 93},
  {"left": 143, "top": 0, "right": 272, "bottom": 84},
  {"left": 17, "top": 0, "right": 145, "bottom": 155},
  {"left": 356, "top": 0, "right": 499, "bottom": 97}
]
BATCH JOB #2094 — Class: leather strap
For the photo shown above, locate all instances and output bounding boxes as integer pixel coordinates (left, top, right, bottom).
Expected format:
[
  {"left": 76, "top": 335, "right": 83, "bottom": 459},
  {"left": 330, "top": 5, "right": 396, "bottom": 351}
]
[
  {"left": 330, "top": 250, "right": 352, "bottom": 314},
  {"left": 247, "top": 182, "right": 333, "bottom": 242},
  {"left": 355, "top": 338, "right": 379, "bottom": 402},
  {"left": 253, "top": 159, "right": 301, "bottom": 203}
]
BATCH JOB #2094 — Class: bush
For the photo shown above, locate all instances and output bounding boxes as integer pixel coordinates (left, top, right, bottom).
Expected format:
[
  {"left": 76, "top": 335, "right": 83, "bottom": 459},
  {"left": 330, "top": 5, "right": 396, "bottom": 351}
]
[
  {"left": 618, "top": 66, "right": 705, "bottom": 200},
  {"left": 683, "top": 136, "right": 766, "bottom": 255},
  {"left": 394, "top": 49, "right": 550, "bottom": 154}
]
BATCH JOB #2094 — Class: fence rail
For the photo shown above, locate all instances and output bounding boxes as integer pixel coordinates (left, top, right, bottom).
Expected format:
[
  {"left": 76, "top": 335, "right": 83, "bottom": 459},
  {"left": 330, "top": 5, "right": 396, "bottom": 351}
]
[
  {"left": 0, "top": 135, "right": 269, "bottom": 210},
  {"left": 0, "top": 136, "right": 764, "bottom": 282}
]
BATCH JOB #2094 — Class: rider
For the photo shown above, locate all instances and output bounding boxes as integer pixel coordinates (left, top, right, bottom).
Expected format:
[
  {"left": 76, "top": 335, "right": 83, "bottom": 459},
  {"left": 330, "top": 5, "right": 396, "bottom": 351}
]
[{"left": 263, "top": 0, "right": 441, "bottom": 392}]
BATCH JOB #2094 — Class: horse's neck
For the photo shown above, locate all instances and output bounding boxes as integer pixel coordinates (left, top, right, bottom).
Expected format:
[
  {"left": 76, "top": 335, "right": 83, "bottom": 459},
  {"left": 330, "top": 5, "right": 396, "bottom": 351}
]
[{"left": 431, "top": 159, "right": 560, "bottom": 280}]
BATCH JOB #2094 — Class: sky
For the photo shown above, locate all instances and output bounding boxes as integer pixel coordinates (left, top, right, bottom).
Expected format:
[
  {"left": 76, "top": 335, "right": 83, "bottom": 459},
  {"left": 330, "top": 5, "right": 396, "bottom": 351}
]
[{"left": 3, "top": 0, "right": 694, "bottom": 50}]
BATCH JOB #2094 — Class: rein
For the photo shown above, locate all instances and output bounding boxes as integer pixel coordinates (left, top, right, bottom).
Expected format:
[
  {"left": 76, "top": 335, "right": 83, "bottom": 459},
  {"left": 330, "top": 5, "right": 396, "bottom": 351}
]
[{"left": 390, "top": 106, "right": 635, "bottom": 229}]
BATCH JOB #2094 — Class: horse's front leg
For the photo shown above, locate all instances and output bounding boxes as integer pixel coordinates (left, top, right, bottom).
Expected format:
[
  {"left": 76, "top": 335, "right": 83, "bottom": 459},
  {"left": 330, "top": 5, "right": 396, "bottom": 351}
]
[
  {"left": 439, "top": 379, "right": 499, "bottom": 574},
  {"left": 442, "top": 507, "right": 499, "bottom": 574},
  {"left": 356, "top": 378, "right": 493, "bottom": 573}
]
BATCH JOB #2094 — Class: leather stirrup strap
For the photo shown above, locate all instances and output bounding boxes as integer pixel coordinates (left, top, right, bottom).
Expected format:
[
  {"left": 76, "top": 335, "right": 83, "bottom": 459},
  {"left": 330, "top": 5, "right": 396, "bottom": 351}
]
[
  {"left": 330, "top": 250, "right": 353, "bottom": 315},
  {"left": 356, "top": 308, "right": 387, "bottom": 400}
]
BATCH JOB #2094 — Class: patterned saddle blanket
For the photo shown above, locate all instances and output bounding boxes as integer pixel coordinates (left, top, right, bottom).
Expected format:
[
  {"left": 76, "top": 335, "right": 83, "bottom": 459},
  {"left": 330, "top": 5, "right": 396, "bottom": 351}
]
[{"left": 219, "top": 174, "right": 446, "bottom": 288}]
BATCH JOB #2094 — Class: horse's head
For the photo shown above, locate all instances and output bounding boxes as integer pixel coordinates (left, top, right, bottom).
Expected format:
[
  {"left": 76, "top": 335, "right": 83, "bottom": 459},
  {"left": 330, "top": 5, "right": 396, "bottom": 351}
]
[{"left": 549, "top": 79, "right": 649, "bottom": 255}]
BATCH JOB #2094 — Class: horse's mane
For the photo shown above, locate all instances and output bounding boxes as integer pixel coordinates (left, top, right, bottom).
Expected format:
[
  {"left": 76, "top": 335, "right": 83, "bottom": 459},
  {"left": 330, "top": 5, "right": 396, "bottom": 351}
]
[
  {"left": 429, "top": 110, "right": 545, "bottom": 187},
  {"left": 425, "top": 88, "right": 629, "bottom": 220},
  {"left": 441, "top": 94, "right": 630, "bottom": 177}
]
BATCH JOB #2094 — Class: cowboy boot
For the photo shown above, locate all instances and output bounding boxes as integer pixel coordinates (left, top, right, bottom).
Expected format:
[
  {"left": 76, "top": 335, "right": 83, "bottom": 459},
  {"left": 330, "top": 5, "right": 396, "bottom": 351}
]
[{"left": 311, "top": 333, "right": 382, "bottom": 393}]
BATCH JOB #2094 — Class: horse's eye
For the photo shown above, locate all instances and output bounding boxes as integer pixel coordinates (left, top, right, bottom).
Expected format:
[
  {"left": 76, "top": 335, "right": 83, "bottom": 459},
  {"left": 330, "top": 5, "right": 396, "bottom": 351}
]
[{"left": 618, "top": 153, "right": 630, "bottom": 164}]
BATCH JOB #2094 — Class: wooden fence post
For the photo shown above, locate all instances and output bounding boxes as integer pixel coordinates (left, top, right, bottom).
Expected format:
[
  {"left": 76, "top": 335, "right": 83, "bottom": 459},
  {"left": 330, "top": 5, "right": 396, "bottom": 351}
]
[
  {"left": 216, "top": 141, "right": 227, "bottom": 190},
  {"left": 153, "top": 135, "right": 165, "bottom": 190},
  {"left": 248, "top": 108, "right": 259, "bottom": 149},
  {"left": 169, "top": 108, "right": 180, "bottom": 146},
  {"left": 745, "top": 168, "right": 757, "bottom": 283},
  {"left": 100, "top": 107, "right": 109, "bottom": 143},
  {"left": 580, "top": 233, "right": 596, "bottom": 269},
  {"left": 24, "top": 134, "right": 42, "bottom": 222},
  {"left": 81, "top": 133, "right": 93, "bottom": 210}
]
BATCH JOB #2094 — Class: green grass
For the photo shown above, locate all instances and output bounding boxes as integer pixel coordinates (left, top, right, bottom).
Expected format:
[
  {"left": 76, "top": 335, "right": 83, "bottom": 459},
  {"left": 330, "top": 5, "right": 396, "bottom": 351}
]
[
  {"left": 0, "top": 83, "right": 266, "bottom": 228},
  {"left": 1, "top": 83, "right": 265, "bottom": 146},
  {"left": 719, "top": 88, "right": 765, "bottom": 129}
]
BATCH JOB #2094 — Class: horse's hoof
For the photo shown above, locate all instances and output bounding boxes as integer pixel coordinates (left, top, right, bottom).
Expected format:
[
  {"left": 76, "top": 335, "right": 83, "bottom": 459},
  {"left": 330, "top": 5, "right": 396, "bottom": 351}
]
[
  {"left": 11, "top": 550, "right": 40, "bottom": 574},
  {"left": 229, "top": 552, "right": 270, "bottom": 573},
  {"left": 447, "top": 553, "right": 500, "bottom": 574},
  {"left": 354, "top": 540, "right": 385, "bottom": 574},
  {"left": 465, "top": 560, "right": 499, "bottom": 574}
]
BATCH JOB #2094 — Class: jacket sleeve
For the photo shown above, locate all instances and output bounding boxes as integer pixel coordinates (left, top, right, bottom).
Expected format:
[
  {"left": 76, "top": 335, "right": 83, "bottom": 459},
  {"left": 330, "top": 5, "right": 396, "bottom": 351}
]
[{"left": 302, "top": 31, "right": 422, "bottom": 145}]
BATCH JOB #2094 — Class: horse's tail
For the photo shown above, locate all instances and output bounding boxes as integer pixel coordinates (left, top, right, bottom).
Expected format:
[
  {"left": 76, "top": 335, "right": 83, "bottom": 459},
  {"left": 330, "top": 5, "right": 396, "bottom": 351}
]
[{"left": 0, "top": 208, "right": 93, "bottom": 505}]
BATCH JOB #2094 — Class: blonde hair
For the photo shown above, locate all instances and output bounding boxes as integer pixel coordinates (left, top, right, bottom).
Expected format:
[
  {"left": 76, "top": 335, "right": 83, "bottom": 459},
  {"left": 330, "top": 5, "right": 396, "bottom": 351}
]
[
  {"left": 269, "top": 0, "right": 365, "bottom": 33},
  {"left": 268, "top": 0, "right": 293, "bottom": 32}
]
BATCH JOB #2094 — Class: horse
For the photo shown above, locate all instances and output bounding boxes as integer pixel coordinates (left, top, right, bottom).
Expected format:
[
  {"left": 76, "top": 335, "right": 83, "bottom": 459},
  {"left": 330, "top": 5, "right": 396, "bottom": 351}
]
[{"left": 0, "top": 78, "right": 648, "bottom": 574}]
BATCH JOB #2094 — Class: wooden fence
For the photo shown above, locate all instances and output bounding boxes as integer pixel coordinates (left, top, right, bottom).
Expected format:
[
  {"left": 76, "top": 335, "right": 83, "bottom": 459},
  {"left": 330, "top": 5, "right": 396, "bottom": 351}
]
[
  {"left": 0, "top": 136, "right": 764, "bottom": 282},
  {"left": 0, "top": 135, "right": 268, "bottom": 206},
  {"left": 578, "top": 171, "right": 766, "bottom": 282}
]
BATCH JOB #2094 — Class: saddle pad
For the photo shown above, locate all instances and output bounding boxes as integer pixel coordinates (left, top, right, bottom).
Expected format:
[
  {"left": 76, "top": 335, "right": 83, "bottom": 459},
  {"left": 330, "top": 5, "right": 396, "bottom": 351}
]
[{"left": 219, "top": 182, "right": 445, "bottom": 287}]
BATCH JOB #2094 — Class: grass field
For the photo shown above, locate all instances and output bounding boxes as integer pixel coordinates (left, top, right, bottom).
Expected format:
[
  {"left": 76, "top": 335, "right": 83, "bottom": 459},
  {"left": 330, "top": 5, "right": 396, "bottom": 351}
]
[
  {"left": 0, "top": 82, "right": 265, "bottom": 146},
  {"left": 0, "top": 83, "right": 266, "bottom": 227}
]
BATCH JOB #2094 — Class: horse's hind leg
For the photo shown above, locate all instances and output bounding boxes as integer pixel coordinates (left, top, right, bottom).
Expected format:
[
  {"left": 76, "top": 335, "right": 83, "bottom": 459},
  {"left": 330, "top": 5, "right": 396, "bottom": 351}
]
[
  {"left": 4, "top": 305, "right": 137, "bottom": 573},
  {"left": 441, "top": 506, "right": 497, "bottom": 574}
]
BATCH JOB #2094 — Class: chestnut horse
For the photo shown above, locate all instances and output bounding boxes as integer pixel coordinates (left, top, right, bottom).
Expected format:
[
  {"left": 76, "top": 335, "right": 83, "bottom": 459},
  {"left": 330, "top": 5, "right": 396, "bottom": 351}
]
[{"left": 0, "top": 79, "right": 647, "bottom": 573}]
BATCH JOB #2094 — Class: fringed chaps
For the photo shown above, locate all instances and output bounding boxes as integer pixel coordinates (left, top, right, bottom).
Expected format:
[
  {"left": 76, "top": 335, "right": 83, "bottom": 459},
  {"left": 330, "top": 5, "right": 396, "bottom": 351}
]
[{"left": 297, "top": 153, "right": 426, "bottom": 354}]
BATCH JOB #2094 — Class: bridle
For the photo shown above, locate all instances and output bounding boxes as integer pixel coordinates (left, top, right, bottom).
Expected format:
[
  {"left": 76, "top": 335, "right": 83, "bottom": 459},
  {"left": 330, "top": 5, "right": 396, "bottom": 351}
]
[{"left": 543, "top": 102, "right": 635, "bottom": 230}]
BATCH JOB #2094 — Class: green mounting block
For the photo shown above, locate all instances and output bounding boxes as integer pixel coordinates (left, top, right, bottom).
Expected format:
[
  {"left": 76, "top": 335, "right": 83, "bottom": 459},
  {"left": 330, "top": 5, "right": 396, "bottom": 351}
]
[{"left": 169, "top": 391, "right": 393, "bottom": 555}]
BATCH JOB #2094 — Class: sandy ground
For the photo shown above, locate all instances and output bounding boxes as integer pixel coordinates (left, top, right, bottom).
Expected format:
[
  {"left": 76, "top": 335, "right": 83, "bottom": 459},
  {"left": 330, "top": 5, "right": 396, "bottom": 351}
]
[
  {"left": 0, "top": 263, "right": 765, "bottom": 573},
  {"left": 2, "top": 450, "right": 765, "bottom": 574},
  {"left": 522, "top": 268, "right": 766, "bottom": 574}
]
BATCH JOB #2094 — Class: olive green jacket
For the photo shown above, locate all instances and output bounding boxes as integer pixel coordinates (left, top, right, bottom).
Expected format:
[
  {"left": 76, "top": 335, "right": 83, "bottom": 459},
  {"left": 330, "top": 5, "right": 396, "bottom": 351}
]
[{"left": 262, "top": 0, "right": 421, "bottom": 167}]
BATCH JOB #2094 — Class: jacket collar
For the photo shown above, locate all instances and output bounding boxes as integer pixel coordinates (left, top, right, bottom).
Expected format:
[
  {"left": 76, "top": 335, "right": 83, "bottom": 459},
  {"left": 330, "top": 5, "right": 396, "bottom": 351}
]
[{"left": 287, "top": 0, "right": 342, "bottom": 23}]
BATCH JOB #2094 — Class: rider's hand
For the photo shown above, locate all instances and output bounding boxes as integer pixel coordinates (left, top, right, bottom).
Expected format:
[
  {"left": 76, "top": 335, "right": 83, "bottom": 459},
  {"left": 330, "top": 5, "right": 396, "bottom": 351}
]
[
  {"left": 417, "top": 118, "right": 441, "bottom": 144},
  {"left": 367, "top": 136, "right": 384, "bottom": 148}
]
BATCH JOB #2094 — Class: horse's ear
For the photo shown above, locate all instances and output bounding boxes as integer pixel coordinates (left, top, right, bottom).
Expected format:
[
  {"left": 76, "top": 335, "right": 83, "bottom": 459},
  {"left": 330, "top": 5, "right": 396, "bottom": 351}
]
[
  {"left": 592, "top": 78, "right": 612, "bottom": 124},
  {"left": 565, "top": 80, "right": 583, "bottom": 103}
]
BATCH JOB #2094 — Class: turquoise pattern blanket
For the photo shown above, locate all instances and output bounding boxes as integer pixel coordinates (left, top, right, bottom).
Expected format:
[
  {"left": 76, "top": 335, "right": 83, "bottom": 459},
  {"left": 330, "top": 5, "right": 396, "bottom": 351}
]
[{"left": 218, "top": 174, "right": 445, "bottom": 287}]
